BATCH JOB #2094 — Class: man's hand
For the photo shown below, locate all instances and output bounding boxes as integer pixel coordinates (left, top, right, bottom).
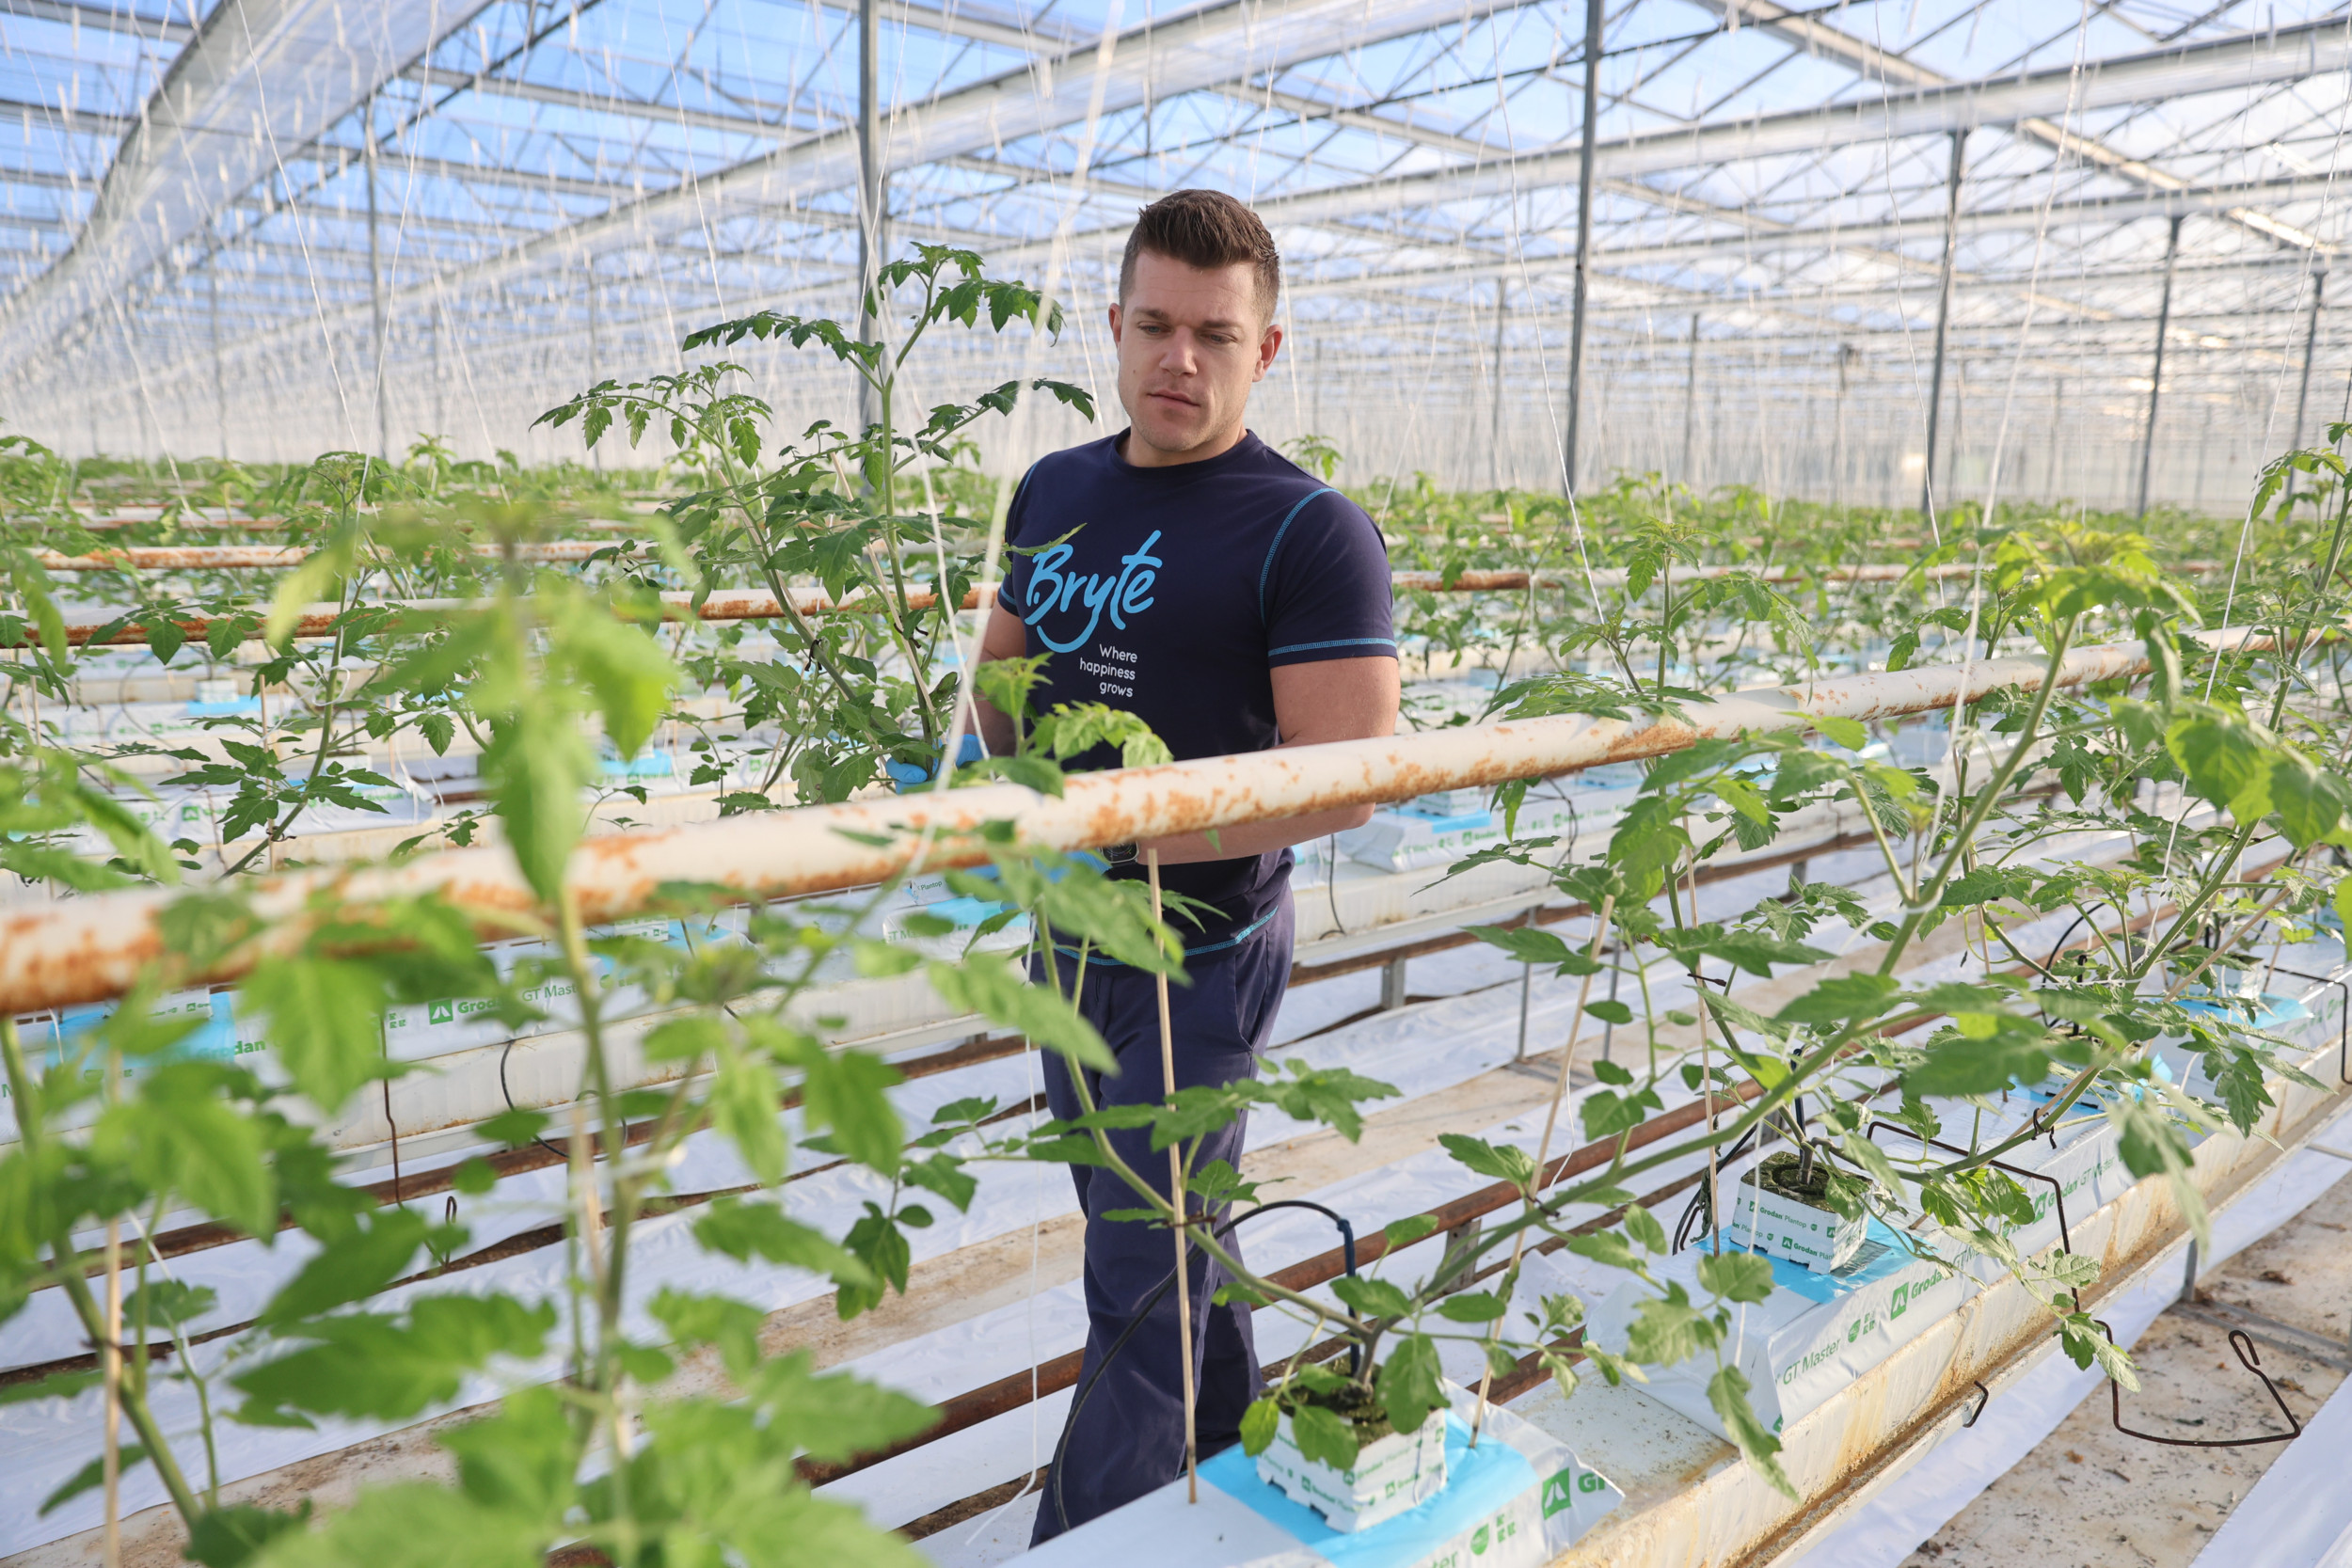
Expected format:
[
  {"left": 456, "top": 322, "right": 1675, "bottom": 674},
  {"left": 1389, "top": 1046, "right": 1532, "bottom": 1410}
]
[{"left": 1142, "top": 656, "right": 1399, "bottom": 865}]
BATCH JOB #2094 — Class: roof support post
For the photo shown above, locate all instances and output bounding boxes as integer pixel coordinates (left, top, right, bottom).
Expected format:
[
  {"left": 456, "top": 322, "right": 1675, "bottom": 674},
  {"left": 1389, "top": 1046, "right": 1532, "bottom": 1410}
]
[
  {"left": 2137, "top": 214, "right": 2185, "bottom": 519},
  {"left": 1490, "top": 278, "right": 1509, "bottom": 492},
  {"left": 1562, "top": 0, "right": 1602, "bottom": 499},
  {"left": 208, "top": 265, "right": 226, "bottom": 460},
  {"left": 587, "top": 263, "right": 603, "bottom": 472},
  {"left": 364, "top": 135, "right": 389, "bottom": 462},
  {"left": 2287, "top": 268, "right": 2327, "bottom": 504},
  {"left": 857, "top": 0, "right": 885, "bottom": 439},
  {"left": 2044, "top": 376, "right": 2063, "bottom": 499},
  {"left": 1681, "top": 311, "right": 1701, "bottom": 486},
  {"left": 1920, "top": 129, "right": 1966, "bottom": 525},
  {"left": 1834, "top": 341, "right": 1854, "bottom": 510}
]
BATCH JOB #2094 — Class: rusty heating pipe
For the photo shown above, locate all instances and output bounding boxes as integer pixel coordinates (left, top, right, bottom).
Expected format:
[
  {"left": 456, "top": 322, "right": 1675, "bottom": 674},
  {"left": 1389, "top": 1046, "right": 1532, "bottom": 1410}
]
[
  {"left": 26, "top": 562, "right": 2224, "bottom": 647},
  {"left": 0, "top": 627, "right": 2271, "bottom": 1017},
  {"left": 33, "top": 541, "right": 614, "bottom": 572}
]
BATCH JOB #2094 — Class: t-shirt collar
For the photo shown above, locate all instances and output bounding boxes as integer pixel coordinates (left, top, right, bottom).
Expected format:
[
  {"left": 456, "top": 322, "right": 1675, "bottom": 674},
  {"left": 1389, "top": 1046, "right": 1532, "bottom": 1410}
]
[{"left": 1110, "top": 427, "right": 1263, "bottom": 480}]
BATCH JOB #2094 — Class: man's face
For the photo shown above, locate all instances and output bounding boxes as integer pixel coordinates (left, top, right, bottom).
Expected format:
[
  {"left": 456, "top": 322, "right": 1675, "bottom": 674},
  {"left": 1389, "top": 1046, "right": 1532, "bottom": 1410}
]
[{"left": 1109, "top": 250, "right": 1282, "bottom": 463}]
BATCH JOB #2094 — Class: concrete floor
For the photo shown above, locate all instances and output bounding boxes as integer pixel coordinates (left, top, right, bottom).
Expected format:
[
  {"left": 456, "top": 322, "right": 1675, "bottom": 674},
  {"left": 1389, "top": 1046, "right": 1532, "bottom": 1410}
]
[{"left": 1899, "top": 1170, "right": 2352, "bottom": 1568}]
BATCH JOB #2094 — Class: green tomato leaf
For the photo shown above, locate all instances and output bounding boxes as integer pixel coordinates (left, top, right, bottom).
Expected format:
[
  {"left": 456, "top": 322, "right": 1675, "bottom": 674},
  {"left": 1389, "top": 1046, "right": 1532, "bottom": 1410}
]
[
  {"left": 548, "top": 597, "right": 679, "bottom": 760},
  {"left": 1435, "top": 1291, "right": 1508, "bottom": 1323},
  {"left": 232, "top": 1295, "right": 556, "bottom": 1424},
  {"left": 239, "top": 956, "right": 391, "bottom": 1116},
  {"left": 1695, "top": 1249, "right": 1776, "bottom": 1306},
  {"left": 1330, "top": 1275, "right": 1413, "bottom": 1320},
  {"left": 1708, "top": 1363, "right": 1796, "bottom": 1499},
  {"left": 184, "top": 1503, "right": 311, "bottom": 1568},
  {"left": 711, "top": 1044, "right": 787, "bottom": 1186},
  {"left": 692, "top": 1197, "right": 877, "bottom": 1293},
  {"left": 1289, "top": 1402, "right": 1360, "bottom": 1471},
  {"left": 1438, "top": 1132, "right": 1538, "bottom": 1187},
  {"left": 1812, "top": 716, "right": 1867, "bottom": 751},
  {"left": 1773, "top": 972, "right": 1900, "bottom": 1024},
  {"left": 94, "top": 1069, "right": 275, "bottom": 1238},
  {"left": 926, "top": 954, "right": 1115, "bottom": 1074},
  {"left": 41, "top": 1444, "right": 150, "bottom": 1516},
  {"left": 482, "top": 705, "right": 591, "bottom": 907},
  {"left": 1376, "top": 1333, "right": 1446, "bottom": 1441},
  {"left": 1240, "top": 1396, "right": 1280, "bottom": 1456},
  {"left": 258, "top": 1209, "right": 431, "bottom": 1327},
  {"left": 1382, "top": 1214, "right": 1440, "bottom": 1249},
  {"left": 436, "top": 1386, "right": 577, "bottom": 1523}
]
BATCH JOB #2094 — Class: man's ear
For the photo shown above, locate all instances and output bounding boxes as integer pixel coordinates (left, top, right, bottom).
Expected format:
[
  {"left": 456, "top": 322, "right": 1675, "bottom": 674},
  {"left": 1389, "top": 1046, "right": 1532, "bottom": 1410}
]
[
  {"left": 1254, "top": 321, "right": 1284, "bottom": 382},
  {"left": 1107, "top": 302, "right": 1124, "bottom": 345}
]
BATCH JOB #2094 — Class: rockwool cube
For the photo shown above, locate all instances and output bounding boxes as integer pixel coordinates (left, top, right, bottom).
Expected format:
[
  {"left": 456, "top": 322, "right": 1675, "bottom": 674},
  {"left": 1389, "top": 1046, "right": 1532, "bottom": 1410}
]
[
  {"left": 1722, "top": 1162, "right": 1868, "bottom": 1273},
  {"left": 1255, "top": 1404, "right": 1448, "bottom": 1532}
]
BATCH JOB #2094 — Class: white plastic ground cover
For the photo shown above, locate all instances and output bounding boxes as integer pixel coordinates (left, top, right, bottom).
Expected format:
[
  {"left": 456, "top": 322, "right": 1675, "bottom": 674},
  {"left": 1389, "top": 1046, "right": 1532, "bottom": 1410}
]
[
  {"left": 2189, "top": 1331, "right": 2352, "bottom": 1568},
  {"left": 1781, "top": 1086, "right": 2352, "bottom": 1568}
]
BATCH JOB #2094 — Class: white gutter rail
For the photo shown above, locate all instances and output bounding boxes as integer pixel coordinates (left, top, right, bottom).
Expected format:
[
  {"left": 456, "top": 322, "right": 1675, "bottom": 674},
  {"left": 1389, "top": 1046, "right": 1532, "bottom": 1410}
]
[{"left": 0, "top": 631, "right": 2240, "bottom": 1017}]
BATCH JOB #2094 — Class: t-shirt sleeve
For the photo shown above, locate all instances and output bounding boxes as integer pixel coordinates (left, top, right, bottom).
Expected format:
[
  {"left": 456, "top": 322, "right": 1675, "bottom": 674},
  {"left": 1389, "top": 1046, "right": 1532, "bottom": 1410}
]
[
  {"left": 993, "top": 462, "right": 1041, "bottom": 612},
  {"left": 1260, "top": 490, "right": 1396, "bottom": 667}
]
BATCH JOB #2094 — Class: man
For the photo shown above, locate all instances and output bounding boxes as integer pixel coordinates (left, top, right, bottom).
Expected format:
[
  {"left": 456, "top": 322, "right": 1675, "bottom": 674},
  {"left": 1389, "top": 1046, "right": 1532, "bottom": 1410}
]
[{"left": 969, "top": 188, "right": 1401, "bottom": 1542}]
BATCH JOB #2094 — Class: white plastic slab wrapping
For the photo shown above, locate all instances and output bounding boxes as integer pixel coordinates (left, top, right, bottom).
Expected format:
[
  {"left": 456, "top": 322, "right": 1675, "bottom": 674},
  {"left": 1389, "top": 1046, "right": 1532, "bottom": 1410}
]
[
  {"left": 1586, "top": 1213, "right": 1972, "bottom": 1442},
  {"left": 1021, "top": 1384, "right": 1620, "bottom": 1568}
]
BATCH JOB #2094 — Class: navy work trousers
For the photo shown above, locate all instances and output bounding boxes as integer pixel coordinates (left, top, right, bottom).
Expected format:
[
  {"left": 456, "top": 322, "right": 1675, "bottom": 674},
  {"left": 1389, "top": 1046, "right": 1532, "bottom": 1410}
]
[{"left": 1028, "top": 892, "right": 1295, "bottom": 1544}]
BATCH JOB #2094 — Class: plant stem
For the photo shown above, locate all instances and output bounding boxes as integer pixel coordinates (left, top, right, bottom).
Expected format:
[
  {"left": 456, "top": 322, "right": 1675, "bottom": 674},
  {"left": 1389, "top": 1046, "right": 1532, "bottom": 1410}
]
[
  {"left": 0, "top": 1019, "right": 203, "bottom": 1528},
  {"left": 1469, "top": 895, "right": 1614, "bottom": 1444},
  {"left": 1879, "top": 616, "right": 2079, "bottom": 974}
]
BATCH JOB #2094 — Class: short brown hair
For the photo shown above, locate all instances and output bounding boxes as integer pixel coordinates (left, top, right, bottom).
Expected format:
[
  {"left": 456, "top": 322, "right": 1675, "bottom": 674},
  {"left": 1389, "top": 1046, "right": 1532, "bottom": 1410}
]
[{"left": 1119, "top": 189, "right": 1281, "bottom": 322}]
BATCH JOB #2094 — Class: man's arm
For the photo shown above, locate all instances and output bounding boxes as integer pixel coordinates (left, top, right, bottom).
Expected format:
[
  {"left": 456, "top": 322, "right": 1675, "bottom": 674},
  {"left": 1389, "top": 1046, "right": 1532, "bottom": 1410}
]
[
  {"left": 966, "top": 605, "right": 1026, "bottom": 757},
  {"left": 1139, "top": 656, "right": 1399, "bottom": 866}
]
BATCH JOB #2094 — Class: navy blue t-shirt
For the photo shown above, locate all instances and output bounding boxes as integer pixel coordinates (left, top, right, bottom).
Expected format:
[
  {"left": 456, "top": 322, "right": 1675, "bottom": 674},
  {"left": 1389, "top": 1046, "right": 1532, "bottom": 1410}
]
[{"left": 1000, "top": 430, "right": 1396, "bottom": 951}]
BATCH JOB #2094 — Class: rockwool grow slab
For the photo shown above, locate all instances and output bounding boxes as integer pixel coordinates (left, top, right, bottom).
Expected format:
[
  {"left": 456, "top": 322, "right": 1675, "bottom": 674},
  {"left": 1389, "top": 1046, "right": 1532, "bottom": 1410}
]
[
  {"left": 1586, "top": 1214, "right": 1971, "bottom": 1443},
  {"left": 1022, "top": 1387, "right": 1620, "bottom": 1568}
]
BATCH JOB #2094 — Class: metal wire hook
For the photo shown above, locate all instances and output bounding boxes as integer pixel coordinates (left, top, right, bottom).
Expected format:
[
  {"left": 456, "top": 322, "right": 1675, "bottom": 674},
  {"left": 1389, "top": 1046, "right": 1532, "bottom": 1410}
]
[
  {"left": 1960, "top": 1380, "right": 1990, "bottom": 1429},
  {"left": 2098, "top": 1319, "right": 2302, "bottom": 1449}
]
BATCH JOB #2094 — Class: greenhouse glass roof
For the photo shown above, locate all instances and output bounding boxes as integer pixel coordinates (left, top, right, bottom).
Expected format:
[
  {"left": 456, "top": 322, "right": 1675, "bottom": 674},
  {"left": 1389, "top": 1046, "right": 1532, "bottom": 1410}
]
[{"left": 2, "top": 0, "right": 2349, "bottom": 509}]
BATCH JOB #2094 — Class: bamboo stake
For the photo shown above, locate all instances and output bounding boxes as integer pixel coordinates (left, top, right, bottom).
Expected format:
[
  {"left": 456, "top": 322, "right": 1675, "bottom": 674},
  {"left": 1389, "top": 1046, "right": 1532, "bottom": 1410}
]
[
  {"left": 1688, "top": 852, "right": 1721, "bottom": 1255},
  {"left": 102, "top": 1046, "right": 122, "bottom": 1568},
  {"left": 1146, "top": 850, "right": 1199, "bottom": 1503},
  {"left": 1470, "top": 894, "right": 1615, "bottom": 1445}
]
